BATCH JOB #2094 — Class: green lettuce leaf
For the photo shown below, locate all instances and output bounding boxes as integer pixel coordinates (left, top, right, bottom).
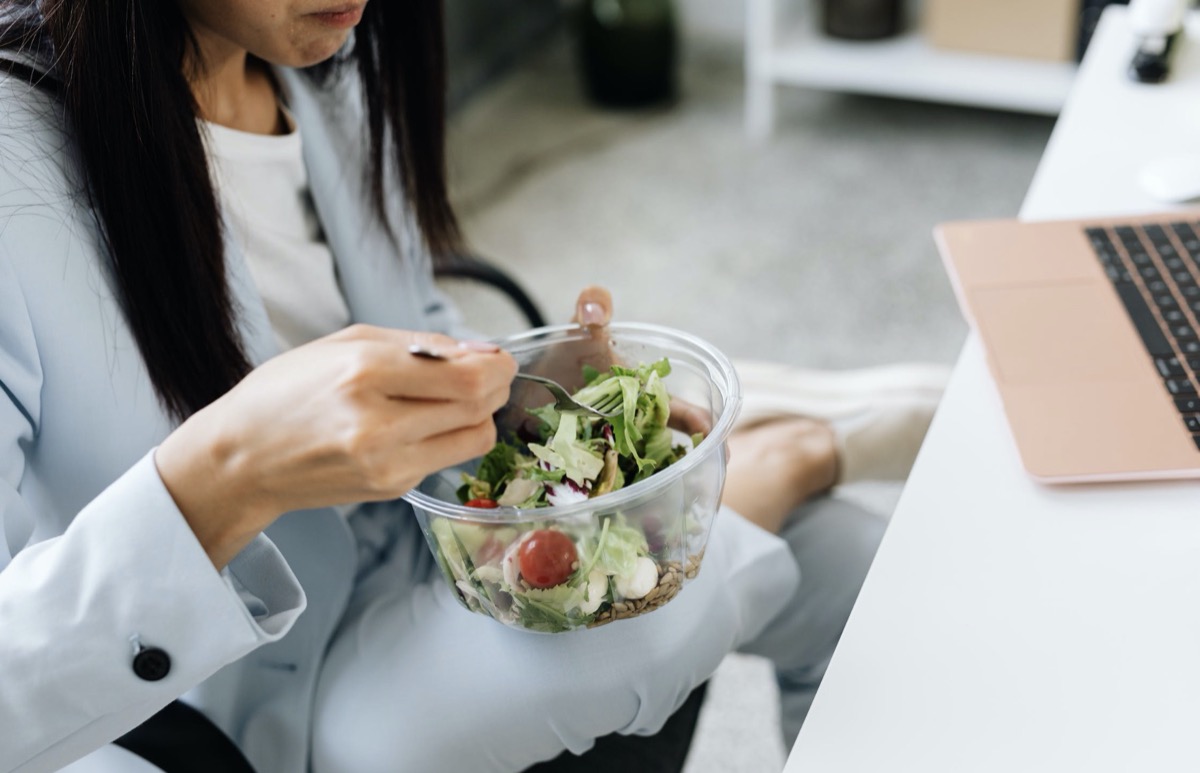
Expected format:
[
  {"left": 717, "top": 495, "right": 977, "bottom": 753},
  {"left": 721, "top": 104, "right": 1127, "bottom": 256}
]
[
  {"left": 530, "top": 412, "right": 605, "bottom": 485},
  {"left": 477, "top": 441, "right": 519, "bottom": 487},
  {"left": 642, "top": 424, "right": 675, "bottom": 468},
  {"left": 457, "top": 357, "right": 689, "bottom": 508},
  {"left": 589, "top": 515, "right": 648, "bottom": 578}
]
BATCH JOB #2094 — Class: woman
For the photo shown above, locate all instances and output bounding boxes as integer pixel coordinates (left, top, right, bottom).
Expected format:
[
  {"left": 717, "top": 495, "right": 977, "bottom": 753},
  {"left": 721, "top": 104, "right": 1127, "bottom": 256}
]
[{"left": 0, "top": 1, "right": 902, "bottom": 771}]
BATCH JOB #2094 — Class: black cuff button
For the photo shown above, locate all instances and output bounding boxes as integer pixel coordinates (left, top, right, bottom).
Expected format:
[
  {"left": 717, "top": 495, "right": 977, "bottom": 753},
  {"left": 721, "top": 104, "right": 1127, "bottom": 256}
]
[{"left": 133, "top": 647, "right": 171, "bottom": 682}]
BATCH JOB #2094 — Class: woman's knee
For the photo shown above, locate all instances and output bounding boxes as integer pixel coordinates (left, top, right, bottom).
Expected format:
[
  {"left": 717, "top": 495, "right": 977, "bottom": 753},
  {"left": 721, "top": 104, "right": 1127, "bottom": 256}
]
[
  {"left": 311, "top": 573, "right": 742, "bottom": 773},
  {"left": 741, "top": 497, "right": 886, "bottom": 668}
]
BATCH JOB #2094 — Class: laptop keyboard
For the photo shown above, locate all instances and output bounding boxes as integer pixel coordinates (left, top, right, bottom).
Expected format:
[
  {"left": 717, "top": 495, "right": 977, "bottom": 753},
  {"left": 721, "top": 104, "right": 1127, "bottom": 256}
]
[{"left": 1087, "top": 221, "right": 1200, "bottom": 451}]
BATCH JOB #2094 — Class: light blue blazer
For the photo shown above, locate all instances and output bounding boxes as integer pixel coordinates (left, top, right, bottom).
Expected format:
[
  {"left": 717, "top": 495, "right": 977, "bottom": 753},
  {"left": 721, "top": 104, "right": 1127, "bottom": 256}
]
[{"left": 0, "top": 57, "right": 459, "bottom": 772}]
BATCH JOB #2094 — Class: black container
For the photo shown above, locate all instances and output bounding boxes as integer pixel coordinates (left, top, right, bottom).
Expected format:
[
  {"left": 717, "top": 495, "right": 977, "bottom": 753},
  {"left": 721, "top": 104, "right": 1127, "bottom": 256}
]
[
  {"left": 579, "top": 0, "right": 678, "bottom": 107},
  {"left": 822, "top": 0, "right": 904, "bottom": 41}
]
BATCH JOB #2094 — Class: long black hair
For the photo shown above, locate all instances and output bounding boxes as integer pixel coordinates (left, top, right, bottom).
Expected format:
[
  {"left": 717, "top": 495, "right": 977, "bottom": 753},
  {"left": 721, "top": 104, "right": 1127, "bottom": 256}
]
[{"left": 0, "top": 0, "right": 459, "bottom": 421}]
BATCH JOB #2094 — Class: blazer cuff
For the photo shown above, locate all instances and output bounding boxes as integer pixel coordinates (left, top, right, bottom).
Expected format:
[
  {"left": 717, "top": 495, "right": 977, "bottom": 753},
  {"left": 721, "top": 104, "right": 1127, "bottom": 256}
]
[
  {"left": 223, "top": 535, "right": 307, "bottom": 639},
  {"left": 0, "top": 451, "right": 306, "bottom": 771},
  {"left": 122, "top": 449, "right": 308, "bottom": 646},
  {"left": 50, "top": 449, "right": 307, "bottom": 671}
]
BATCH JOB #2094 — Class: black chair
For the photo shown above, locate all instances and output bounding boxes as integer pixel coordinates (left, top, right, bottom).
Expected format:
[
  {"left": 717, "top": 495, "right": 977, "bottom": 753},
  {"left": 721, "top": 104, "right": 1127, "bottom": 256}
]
[
  {"left": 522, "top": 684, "right": 708, "bottom": 773},
  {"left": 435, "top": 251, "right": 548, "bottom": 329}
]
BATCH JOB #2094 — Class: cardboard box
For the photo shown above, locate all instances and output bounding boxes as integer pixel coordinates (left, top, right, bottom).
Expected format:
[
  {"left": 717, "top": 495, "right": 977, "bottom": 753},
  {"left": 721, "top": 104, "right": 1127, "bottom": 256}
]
[{"left": 923, "top": 0, "right": 1080, "bottom": 62}]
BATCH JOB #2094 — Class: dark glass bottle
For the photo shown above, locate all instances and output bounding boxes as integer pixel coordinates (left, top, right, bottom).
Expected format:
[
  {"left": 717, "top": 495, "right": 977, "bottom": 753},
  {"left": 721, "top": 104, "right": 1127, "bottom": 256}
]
[
  {"left": 823, "top": 0, "right": 904, "bottom": 41},
  {"left": 579, "top": 0, "right": 679, "bottom": 107}
]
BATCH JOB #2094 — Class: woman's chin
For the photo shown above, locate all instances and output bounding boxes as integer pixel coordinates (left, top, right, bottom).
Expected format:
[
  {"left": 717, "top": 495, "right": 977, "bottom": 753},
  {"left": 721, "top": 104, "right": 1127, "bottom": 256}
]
[{"left": 272, "top": 33, "right": 353, "bottom": 69}]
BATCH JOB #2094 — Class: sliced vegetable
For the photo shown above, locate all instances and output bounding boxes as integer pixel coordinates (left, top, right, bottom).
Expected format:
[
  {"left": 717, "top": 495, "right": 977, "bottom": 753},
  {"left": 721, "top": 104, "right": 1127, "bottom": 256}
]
[{"left": 457, "top": 358, "right": 691, "bottom": 509}]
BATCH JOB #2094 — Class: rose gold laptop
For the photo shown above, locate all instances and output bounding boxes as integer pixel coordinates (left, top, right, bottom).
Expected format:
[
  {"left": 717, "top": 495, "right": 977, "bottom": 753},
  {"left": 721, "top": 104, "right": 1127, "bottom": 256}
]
[{"left": 936, "top": 212, "right": 1200, "bottom": 483}]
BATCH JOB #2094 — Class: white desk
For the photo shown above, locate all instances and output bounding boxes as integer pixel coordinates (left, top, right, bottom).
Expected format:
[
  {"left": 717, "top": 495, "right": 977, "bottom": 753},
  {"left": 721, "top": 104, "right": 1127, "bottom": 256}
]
[{"left": 785, "top": 9, "right": 1200, "bottom": 772}]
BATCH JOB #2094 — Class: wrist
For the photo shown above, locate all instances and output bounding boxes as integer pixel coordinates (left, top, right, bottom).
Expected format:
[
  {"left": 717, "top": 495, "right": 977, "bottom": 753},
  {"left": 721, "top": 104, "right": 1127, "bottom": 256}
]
[{"left": 156, "top": 409, "right": 275, "bottom": 569}]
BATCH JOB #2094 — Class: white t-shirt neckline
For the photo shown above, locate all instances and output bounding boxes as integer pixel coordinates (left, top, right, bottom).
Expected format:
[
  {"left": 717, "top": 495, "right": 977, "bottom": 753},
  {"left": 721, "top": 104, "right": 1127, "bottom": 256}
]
[{"left": 201, "top": 110, "right": 353, "bottom": 353}]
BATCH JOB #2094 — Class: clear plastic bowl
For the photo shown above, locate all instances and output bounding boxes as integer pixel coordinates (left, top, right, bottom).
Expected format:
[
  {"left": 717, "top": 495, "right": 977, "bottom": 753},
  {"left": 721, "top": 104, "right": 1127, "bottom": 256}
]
[{"left": 402, "top": 323, "right": 741, "bottom": 633}]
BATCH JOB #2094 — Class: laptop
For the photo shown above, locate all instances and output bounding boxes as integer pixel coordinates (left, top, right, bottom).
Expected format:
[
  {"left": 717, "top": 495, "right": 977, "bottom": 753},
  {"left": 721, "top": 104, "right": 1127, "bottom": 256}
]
[{"left": 936, "top": 212, "right": 1200, "bottom": 482}]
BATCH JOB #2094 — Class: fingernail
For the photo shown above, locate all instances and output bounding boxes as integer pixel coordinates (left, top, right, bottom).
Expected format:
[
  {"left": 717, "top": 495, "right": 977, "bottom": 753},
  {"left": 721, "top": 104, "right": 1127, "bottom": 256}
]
[
  {"left": 458, "top": 340, "right": 501, "bottom": 353},
  {"left": 580, "top": 301, "right": 607, "bottom": 327}
]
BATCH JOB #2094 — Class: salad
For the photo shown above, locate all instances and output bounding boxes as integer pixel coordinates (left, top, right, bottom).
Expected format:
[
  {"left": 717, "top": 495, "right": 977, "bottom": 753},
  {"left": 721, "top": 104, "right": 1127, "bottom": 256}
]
[
  {"left": 457, "top": 359, "right": 702, "bottom": 509},
  {"left": 427, "top": 359, "right": 708, "bottom": 633}
]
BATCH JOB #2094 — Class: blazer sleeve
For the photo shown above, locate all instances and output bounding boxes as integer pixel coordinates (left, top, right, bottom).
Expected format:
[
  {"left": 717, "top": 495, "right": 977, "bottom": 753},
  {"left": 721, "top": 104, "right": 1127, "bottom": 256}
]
[
  {"left": 0, "top": 253, "right": 307, "bottom": 772},
  {"left": 409, "top": 240, "right": 483, "bottom": 341}
]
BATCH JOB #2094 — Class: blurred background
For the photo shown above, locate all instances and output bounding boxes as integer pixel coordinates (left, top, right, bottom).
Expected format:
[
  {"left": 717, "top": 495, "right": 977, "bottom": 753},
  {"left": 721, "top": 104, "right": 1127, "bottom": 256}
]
[{"left": 436, "top": 0, "right": 1125, "bottom": 769}]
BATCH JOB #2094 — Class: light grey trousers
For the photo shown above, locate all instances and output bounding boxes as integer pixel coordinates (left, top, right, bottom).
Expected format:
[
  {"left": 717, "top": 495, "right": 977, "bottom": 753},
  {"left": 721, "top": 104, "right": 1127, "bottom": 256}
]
[
  {"left": 743, "top": 496, "right": 886, "bottom": 748},
  {"left": 312, "top": 496, "right": 885, "bottom": 773}
]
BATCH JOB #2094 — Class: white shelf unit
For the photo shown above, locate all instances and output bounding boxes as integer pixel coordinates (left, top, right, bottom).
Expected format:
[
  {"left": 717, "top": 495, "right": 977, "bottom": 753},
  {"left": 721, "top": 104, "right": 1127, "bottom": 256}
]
[{"left": 745, "top": 0, "right": 1080, "bottom": 139}]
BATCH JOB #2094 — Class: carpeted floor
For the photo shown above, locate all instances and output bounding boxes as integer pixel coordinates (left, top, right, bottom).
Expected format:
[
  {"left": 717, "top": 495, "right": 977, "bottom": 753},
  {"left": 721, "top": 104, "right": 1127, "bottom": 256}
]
[{"left": 443, "top": 21, "right": 1054, "bottom": 772}]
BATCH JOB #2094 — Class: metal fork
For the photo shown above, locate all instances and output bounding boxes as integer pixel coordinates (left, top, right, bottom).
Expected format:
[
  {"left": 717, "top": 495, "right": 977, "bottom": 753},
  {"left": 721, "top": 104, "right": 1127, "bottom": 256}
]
[
  {"left": 408, "top": 344, "right": 622, "bottom": 419},
  {"left": 511, "top": 372, "right": 622, "bottom": 418}
]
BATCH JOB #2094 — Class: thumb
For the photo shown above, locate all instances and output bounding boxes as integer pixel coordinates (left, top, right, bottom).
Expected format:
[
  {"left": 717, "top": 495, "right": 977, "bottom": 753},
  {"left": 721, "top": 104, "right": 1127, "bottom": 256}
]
[{"left": 573, "top": 286, "right": 613, "bottom": 328}]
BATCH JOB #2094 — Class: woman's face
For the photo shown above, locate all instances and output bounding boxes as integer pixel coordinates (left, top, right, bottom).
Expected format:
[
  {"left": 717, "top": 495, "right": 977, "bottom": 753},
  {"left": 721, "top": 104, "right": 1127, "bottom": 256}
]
[{"left": 178, "top": 0, "right": 368, "bottom": 68}]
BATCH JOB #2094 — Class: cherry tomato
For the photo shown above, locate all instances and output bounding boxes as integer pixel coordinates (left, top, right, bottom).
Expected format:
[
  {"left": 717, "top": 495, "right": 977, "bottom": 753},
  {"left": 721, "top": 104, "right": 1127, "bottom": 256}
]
[
  {"left": 465, "top": 498, "right": 499, "bottom": 509},
  {"left": 518, "top": 530, "right": 578, "bottom": 589}
]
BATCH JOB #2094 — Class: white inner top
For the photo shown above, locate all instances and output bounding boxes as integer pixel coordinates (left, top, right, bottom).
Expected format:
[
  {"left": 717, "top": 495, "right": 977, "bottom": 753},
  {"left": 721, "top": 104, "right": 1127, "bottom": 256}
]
[{"left": 202, "top": 114, "right": 351, "bottom": 352}]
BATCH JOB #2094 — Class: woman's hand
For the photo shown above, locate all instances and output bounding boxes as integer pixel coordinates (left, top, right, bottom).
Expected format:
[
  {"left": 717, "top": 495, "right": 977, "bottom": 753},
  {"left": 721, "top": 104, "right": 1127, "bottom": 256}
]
[
  {"left": 502, "top": 286, "right": 615, "bottom": 427},
  {"left": 155, "top": 324, "right": 517, "bottom": 569},
  {"left": 561, "top": 284, "right": 615, "bottom": 378}
]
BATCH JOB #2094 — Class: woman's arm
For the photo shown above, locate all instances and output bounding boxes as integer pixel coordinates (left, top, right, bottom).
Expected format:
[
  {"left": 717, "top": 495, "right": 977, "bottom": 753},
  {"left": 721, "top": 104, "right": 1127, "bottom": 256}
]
[
  {"left": 156, "top": 324, "right": 516, "bottom": 569},
  {"left": 0, "top": 260, "right": 518, "bottom": 770},
  {"left": 0, "top": 252, "right": 305, "bottom": 771}
]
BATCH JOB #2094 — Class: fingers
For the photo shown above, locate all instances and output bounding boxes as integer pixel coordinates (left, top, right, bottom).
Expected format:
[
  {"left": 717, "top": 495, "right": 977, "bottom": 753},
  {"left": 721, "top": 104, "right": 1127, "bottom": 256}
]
[
  {"left": 335, "top": 324, "right": 497, "bottom": 362},
  {"left": 343, "top": 414, "right": 501, "bottom": 503},
  {"left": 407, "top": 417, "right": 499, "bottom": 483},
  {"left": 388, "top": 383, "right": 511, "bottom": 441},
  {"left": 385, "top": 348, "right": 515, "bottom": 402},
  {"left": 332, "top": 329, "right": 517, "bottom": 402},
  {"left": 559, "top": 287, "right": 616, "bottom": 380},
  {"left": 332, "top": 324, "right": 464, "bottom": 354},
  {"left": 573, "top": 286, "right": 613, "bottom": 328}
]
